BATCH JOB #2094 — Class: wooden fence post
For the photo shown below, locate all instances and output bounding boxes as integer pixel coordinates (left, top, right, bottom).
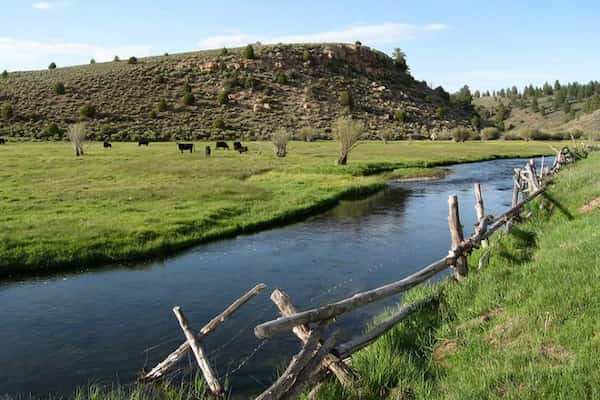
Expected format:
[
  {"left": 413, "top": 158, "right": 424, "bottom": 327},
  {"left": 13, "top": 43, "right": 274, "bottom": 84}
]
[
  {"left": 172, "top": 307, "right": 223, "bottom": 396},
  {"left": 473, "top": 183, "right": 487, "bottom": 248},
  {"left": 448, "top": 195, "right": 468, "bottom": 281}
]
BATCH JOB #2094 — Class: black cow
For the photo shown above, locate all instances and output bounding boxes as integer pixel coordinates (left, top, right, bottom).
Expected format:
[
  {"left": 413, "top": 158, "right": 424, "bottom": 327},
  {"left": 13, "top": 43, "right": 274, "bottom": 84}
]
[
  {"left": 0, "top": 138, "right": 5, "bottom": 145},
  {"left": 215, "top": 141, "right": 229, "bottom": 150},
  {"left": 103, "top": 141, "right": 112, "bottom": 149},
  {"left": 233, "top": 141, "right": 242, "bottom": 151},
  {"left": 238, "top": 146, "right": 249, "bottom": 154},
  {"left": 178, "top": 143, "right": 194, "bottom": 153},
  {"left": 138, "top": 138, "right": 150, "bottom": 146},
  {"left": 205, "top": 146, "right": 211, "bottom": 157}
]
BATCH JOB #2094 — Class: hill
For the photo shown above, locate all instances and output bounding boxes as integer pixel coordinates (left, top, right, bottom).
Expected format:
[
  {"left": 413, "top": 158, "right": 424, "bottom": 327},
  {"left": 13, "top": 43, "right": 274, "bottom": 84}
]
[{"left": 0, "top": 43, "right": 472, "bottom": 141}]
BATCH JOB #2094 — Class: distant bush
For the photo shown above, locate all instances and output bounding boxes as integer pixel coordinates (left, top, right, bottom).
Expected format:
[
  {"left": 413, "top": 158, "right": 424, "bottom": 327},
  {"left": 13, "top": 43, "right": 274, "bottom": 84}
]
[
  {"left": 297, "top": 127, "right": 316, "bottom": 142},
  {"left": 48, "top": 62, "right": 57, "bottom": 70},
  {"left": 90, "top": 58, "right": 96, "bottom": 64},
  {"left": 79, "top": 104, "right": 96, "bottom": 119},
  {"left": 275, "top": 71, "right": 288, "bottom": 85},
  {"left": 41, "top": 123, "right": 63, "bottom": 139},
  {"left": 339, "top": 90, "right": 354, "bottom": 109},
  {"left": 157, "top": 99, "right": 169, "bottom": 112},
  {"left": 242, "top": 44, "right": 255, "bottom": 59},
  {"left": 217, "top": 90, "right": 229, "bottom": 105},
  {"left": 183, "top": 92, "right": 195, "bottom": 106},
  {"left": 54, "top": 82, "right": 66, "bottom": 95},
  {"left": 451, "top": 127, "right": 473, "bottom": 142},
  {"left": 113, "top": 56, "right": 120, "bottom": 62},
  {"left": 220, "top": 47, "right": 228, "bottom": 56},
  {"left": 272, "top": 129, "right": 290, "bottom": 157},
  {"left": 2, "top": 70, "right": 8, "bottom": 79},
  {"left": 128, "top": 56, "right": 138, "bottom": 65},
  {"left": 302, "top": 49, "right": 311, "bottom": 62},
  {"left": 517, "top": 128, "right": 537, "bottom": 141},
  {"left": 355, "top": 40, "right": 362, "bottom": 46},
  {"left": 244, "top": 76, "right": 256, "bottom": 90},
  {"left": 212, "top": 117, "right": 225, "bottom": 130},
  {"left": 150, "top": 110, "right": 157, "bottom": 119},
  {"left": 1, "top": 102, "right": 14, "bottom": 120},
  {"left": 480, "top": 127, "right": 500, "bottom": 140},
  {"left": 435, "top": 107, "right": 446, "bottom": 118},
  {"left": 394, "top": 110, "right": 407, "bottom": 123}
]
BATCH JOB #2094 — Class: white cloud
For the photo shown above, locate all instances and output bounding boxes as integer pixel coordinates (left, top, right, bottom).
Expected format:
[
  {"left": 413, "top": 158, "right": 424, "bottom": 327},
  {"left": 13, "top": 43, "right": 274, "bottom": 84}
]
[
  {"left": 0, "top": 37, "right": 152, "bottom": 71},
  {"left": 424, "top": 24, "right": 448, "bottom": 32},
  {"left": 32, "top": 2, "right": 51, "bottom": 9},
  {"left": 198, "top": 22, "right": 447, "bottom": 50}
]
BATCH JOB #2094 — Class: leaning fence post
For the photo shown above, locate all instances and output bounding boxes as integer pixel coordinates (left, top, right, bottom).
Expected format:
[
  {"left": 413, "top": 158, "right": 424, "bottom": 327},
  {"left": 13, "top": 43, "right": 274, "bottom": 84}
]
[
  {"left": 448, "top": 195, "right": 468, "bottom": 281},
  {"left": 172, "top": 307, "right": 223, "bottom": 396},
  {"left": 473, "top": 183, "right": 488, "bottom": 248}
]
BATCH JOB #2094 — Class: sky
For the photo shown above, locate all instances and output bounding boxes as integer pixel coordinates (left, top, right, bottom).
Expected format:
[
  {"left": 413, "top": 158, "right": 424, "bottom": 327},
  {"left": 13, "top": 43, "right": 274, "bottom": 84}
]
[{"left": 1, "top": 0, "right": 599, "bottom": 92}]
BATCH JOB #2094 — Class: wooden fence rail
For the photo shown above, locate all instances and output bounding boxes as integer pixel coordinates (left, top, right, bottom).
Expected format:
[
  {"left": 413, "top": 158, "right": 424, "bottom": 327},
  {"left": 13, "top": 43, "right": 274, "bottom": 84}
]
[{"left": 144, "top": 146, "right": 590, "bottom": 399}]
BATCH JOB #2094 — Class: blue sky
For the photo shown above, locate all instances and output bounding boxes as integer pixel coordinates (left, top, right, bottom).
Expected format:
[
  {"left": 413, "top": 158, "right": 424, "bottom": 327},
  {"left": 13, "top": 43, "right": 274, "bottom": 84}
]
[{"left": 1, "top": 0, "right": 599, "bottom": 91}]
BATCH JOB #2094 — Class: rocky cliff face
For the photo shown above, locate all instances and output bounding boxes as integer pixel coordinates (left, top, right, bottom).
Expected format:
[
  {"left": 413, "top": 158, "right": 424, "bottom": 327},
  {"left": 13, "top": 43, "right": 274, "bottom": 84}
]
[{"left": 0, "top": 43, "right": 472, "bottom": 141}]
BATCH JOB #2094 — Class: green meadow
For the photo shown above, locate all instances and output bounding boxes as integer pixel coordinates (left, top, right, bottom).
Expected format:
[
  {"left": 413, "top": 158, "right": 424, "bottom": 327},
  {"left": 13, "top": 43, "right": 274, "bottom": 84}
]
[{"left": 0, "top": 140, "right": 560, "bottom": 276}]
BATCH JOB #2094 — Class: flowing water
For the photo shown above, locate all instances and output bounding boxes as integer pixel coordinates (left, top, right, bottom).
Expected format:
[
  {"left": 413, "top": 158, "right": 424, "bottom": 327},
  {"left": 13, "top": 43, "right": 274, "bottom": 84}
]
[{"left": 0, "top": 157, "right": 542, "bottom": 397}]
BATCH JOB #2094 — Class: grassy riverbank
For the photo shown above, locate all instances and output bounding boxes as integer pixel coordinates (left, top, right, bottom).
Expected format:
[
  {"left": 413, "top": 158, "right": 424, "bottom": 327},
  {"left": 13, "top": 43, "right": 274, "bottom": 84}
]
[
  {"left": 311, "top": 152, "right": 600, "bottom": 399},
  {"left": 0, "top": 140, "right": 560, "bottom": 276}
]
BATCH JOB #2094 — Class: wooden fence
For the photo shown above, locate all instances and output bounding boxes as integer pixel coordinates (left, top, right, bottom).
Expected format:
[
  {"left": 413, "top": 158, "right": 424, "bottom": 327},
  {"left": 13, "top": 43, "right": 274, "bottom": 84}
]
[{"left": 142, "top": 144, "right": 588, "bottom": 399}]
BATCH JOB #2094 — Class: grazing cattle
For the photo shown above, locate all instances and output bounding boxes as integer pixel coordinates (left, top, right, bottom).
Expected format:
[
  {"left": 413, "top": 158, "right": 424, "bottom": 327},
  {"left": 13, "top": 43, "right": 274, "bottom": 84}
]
[
  {"left": 138, "top": 138, "right": 150, "bottom": 146},
  {"left": 233, "top": 141, "right": 242, "bottom": 151},
  {"left": 0, "top": 138, "right": 5, "bottom": 145},
  {"left": 103, "top": 141, "right": 112, "bottom": 149},
  {"left": 178, "top": 143, "right": 194, "bottom": 153},
  {"left": 205, "top": 146, "right": 211, "bottom": 157},
  {"left": 215, "top": 141, "right": 229, "bottom": 150},
  {"left": 238, "top": 145, "right": 249, "bottom": 154}
]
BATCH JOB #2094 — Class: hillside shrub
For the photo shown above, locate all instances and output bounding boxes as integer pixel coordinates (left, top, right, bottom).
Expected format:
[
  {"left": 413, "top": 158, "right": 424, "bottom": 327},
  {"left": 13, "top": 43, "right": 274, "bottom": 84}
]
[
  {"left": 183, "top": 92, "right": 195, "bottom": 106},
  {"left": 128, "top": 56, "right": 138, "bottom": 65},
  {"left": 480, "top": 127, "right": 500, "bottom": 140},
  {"left": 395, "top": 110, "right": 407, "bottom": 123},
  {"left": 242, "top": 44, "right": 255, "bottom": 59},
  {"left": 48, "top": 62, "right": 57, "bottom": 70},
  {"left": 436, "top": 107, "right": 446, "bottom": 118},
  {"left": 217, "top": 90, "right": 229, "bottom": 105},
  {"left": 339, "top": 90, "right": 354, "bottom": 109},
  {"left": 302, "top": 49, "right": 311, "bottom": 62},
  {"left": 157, "top": 99, "right": 169, "bottom": 112},
  {"left": 79, "top": 104, "right": 96, "bottom": 119},
  {"left": 90, "top": 58, "right": 96, "bottom": 64},
  {"left": 1, "top": 70, "right": 8, "bottom": 79},
  {"left": 333, "top": 116, "right": 363, "bottom": 165},
  {"left": 54, "top": 82, "right": 66, "bottom": 95},
  {"left": 1, "top": 103, "right": 14, "bottom": 120},
  {"left": 220, "top": 47, "right": 228, "bottom": 56},
  {"left": 114, "top": 56, "right": 120, "bottom": 62},
  {"left": 212, "top": 117, "right": 225, "bottom": 130},
  {"left": 275, "top": 71, "right": 288, "bottom": 85},
  {"left": 244, "top": 76, "right": 256, "bottom": 90},
  {"left": 41, "top": 123, "right": 63, "bottom": 139}
]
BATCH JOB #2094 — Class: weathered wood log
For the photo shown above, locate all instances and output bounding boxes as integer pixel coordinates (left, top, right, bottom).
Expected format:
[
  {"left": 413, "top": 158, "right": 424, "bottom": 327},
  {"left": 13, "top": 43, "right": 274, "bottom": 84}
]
[
  {"left": 474, "top": 183, "right": 488, "bottom": 248},
  {"left": 448, "top": 195, "right": 468, "bottom": 281},
  {"left": 255, "top": 325, "right": 325, "bottom": 400},
  {"left": 144, "top": 283, "right": 266, "bottom": 381},
  {"left": 334, "top": 294, "right": 437, "bottom": 358},
  {"left": 254, "top": 256, "right": 449, "bottom": 339},
  {"left": 173, "top": 307, "right": 223, "bottom": 396},
  {"left": 270, "top": 289, "right": 356, "bottom": 387}
]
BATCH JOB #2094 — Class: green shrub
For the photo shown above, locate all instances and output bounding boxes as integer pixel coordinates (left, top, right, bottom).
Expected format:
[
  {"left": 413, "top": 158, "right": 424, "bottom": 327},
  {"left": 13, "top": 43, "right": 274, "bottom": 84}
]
[
  {"left": 435, "top": 107, "right": 446, "bottom": 118},
  {"left": 1, "top": 70, "right": 8, "bottom": 79},
  {"left": 302, "top": 49, "right": 311, "bottom": 62},
  {"left": 150, "top": 110, "right": 157, "bottom": 119},
  {"left": 1, "top": 102, "right": 14, "bottom": 120},
  {"left": 114, "top": 56, "right": 120, "bottom": 62},
  {"left": 157, "top": 99, "right": 168, "bottom": 112},
  {"left": 183, "top": 92, "right": 195, "bottom": 106},
  {"left": 220, "top": 47, "right": 228, "bottom": 56},
  {"left": 90, "top": 58, "right": 96, "bottom": 64},
  {"left": 128, "top": 56, "right": 138, "bottom": 65},
  {"left": 394, "top": 110, "right": 407, "bottom": 123},
  {"left": 242, "top": 44, "right": 255, "bottom": 59},
  {"left": 339, "top": 90, "right": 354, "bottom": 109},
  {"left": 355, "top": 40, "right": 362, "bottom": 46},
  {"left": 79, "top": 104, "right": 96, "bottom": 119},
  {"left": 297, "top": 127, "right": 316, "bottom": 142},
  {"left": 48, "top": 62, "right": 57, "bottom": 70},
  {"left": 42, "top": 123, "right": 63, "bottom": 139},
  {"left": 217, "top": 90, "right": 229, "bottom": 105},
  {"left": 212, "top": 117, "right": 226, "bottom": 130},
  {"left": 275, "top": 71, "right": 288, "bottom": 85},
  {"left": 451, "top": 127, "right": 473, "bottom": 142},
  {"left": 480, "top": 127, "right": 500, "bottom": 140},
  {"left": 54, "top": 82, "right": 66, "bottom": 95},
  {"left": 244, "top": 76, "right": 256, "bottom": 89}
]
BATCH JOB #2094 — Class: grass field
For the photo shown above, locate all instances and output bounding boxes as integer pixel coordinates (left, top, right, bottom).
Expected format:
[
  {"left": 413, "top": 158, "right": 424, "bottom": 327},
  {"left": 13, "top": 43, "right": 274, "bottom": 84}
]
[
  {"left": 0, "top": 140, "right": 562, "bottom": 276},
  {"left": 310, "top": 152, "right": 600, "bottom": 399}
]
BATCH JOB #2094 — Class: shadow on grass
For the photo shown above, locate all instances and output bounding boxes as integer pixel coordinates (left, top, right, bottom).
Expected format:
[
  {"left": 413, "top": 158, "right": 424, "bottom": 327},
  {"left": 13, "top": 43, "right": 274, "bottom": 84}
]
[{"left": 541, "top": 192, "right": 574, "bottom": 221}]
